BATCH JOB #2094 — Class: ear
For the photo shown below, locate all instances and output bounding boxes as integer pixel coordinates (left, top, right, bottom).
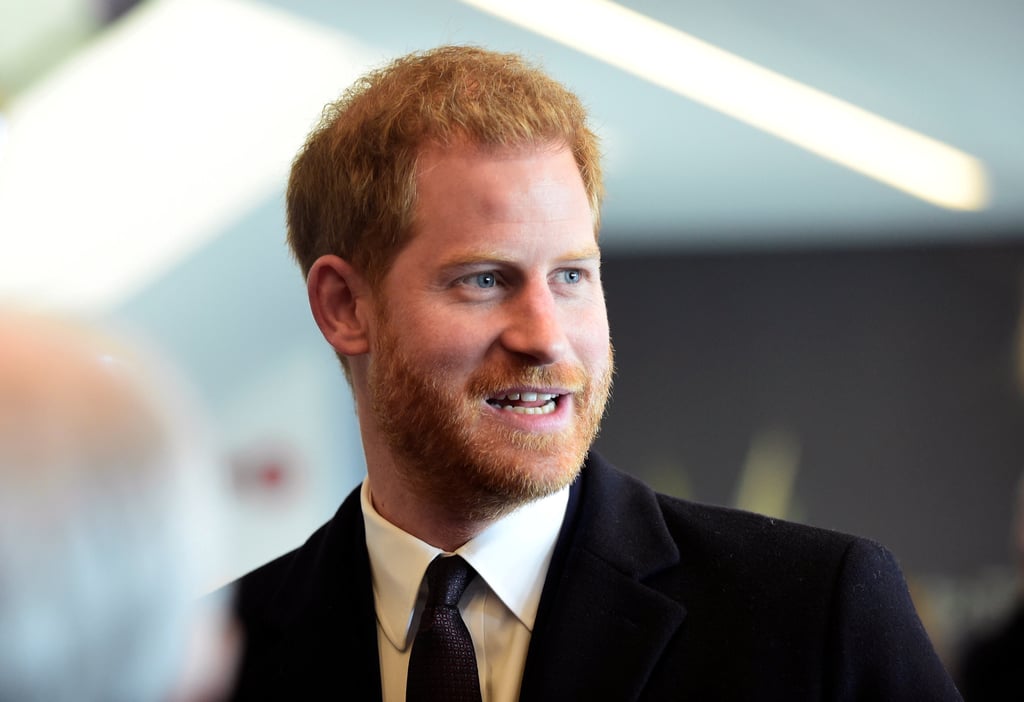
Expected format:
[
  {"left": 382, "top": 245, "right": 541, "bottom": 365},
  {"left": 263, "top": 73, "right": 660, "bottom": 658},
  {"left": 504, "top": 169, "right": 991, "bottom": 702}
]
[{"left": 307, "top": 255, "right": 373, "bottom": 357}]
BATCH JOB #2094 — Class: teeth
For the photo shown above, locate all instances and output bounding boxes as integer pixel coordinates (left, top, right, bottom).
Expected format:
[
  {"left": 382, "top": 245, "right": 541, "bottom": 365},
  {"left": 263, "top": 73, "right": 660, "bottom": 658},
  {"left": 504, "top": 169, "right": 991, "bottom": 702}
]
[
  {"left": 488, "top": 391, "right": 561, "bottom": 415},
  {"left": 493, "top": 392, "right": 557, "bottom": 402},
  {"left": 497, "top": 399, "right": 557, "bottom": 415}
]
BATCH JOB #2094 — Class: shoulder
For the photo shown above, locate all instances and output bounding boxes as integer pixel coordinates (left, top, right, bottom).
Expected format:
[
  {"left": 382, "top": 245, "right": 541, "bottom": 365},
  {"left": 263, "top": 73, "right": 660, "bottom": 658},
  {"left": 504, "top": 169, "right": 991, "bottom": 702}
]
[
  {"left": 578, "top": 453, "right": 920, "bottom": 625},
  {"left": 228, "top": 485, "right": 366, "bottom": 631},
  {"left": 575, "top": 454, "right": 961, "bottom": 699},
  {"left": 580, "top": 452, "right": 866, "bottom": 580},
  {"left": 654, "top": 491, "right": 918, "bottom": 621},
  {"left": 657, "top": 490, "right": 871, "bottom": 577},
  {"left": 231, "top": 523, "right": 329, "bottom": 618},
  {"left": 221, "top": 484, "right": 382, "bottom": 700}
]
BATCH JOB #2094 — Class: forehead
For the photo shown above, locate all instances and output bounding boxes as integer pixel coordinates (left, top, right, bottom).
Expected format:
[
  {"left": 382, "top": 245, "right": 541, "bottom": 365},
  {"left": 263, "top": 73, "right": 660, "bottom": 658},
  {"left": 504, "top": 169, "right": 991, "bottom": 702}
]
[{"left": 412, "top": 141, "right": 594, "bottom": 235}]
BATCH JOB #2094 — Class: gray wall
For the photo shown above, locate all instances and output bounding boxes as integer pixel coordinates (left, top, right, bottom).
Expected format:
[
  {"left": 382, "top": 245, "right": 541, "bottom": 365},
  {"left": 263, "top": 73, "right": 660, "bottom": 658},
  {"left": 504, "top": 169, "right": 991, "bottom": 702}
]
[{"left": 595, "top": 239, "right": 1024, "bottom": 579}]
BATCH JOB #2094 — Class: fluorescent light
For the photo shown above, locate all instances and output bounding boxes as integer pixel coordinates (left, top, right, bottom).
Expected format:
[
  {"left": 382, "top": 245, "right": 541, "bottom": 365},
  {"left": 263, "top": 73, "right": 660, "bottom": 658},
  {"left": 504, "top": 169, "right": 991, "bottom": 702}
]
[
  {"left": 460, "top": 0, "right": 989, "bottom": 211},
  {"left": 0, "top": 0, "right": 380, "bottom": 313}
]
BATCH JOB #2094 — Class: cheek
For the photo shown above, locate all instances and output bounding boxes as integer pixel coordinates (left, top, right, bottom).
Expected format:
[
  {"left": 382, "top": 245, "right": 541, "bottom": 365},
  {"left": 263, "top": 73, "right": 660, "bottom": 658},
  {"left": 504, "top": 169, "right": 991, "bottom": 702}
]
[
  {"left": 570, "top": 308, "right": 611, "bottom": 363},
  {"left": 408, "top": 315, "right": 498, "bottom": 369}
]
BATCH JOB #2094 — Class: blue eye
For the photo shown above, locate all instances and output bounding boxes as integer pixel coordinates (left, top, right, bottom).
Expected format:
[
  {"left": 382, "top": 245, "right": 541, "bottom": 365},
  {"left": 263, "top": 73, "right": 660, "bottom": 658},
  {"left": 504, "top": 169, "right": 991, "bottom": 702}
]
[
  {"left": 562, "top": 269, "right": 582, "bottom": 284},
  {"left": 474, "top": 272, "right": 497, "bottom": 288}
]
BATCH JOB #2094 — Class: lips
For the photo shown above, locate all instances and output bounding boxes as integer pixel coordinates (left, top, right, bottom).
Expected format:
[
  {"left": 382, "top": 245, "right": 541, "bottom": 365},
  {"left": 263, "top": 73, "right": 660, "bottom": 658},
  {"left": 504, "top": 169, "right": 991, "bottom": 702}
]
[{"left": 486, "top": 391, "right": 561, "bottom": 415}]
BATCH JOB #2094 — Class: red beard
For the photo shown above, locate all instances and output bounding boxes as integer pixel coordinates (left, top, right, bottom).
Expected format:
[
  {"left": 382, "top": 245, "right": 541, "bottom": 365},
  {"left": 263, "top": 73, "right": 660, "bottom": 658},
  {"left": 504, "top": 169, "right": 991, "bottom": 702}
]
[{"left": 368, "top": 312, "right": 613, "bottom": 521}]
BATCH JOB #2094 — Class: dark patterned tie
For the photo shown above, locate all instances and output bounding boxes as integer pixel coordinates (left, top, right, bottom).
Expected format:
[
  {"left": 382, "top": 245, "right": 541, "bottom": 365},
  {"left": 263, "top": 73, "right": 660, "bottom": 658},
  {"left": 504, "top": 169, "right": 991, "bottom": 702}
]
[{"left": 406, "top": 555, "right": 482, "bottom": 702}]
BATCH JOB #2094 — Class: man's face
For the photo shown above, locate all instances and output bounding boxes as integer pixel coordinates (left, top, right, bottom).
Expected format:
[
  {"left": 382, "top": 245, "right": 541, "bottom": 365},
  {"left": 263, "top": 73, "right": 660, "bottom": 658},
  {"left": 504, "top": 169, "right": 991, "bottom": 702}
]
[{"left": 366, "top": 141, "right": 612, "bottom": 519}]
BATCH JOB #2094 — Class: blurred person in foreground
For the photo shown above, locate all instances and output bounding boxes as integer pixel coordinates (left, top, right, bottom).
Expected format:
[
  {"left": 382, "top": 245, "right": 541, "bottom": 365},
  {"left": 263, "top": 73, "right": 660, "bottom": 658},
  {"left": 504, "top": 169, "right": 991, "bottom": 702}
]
[
  {"left": 229, "top": 45, "right": 961, "bottom": 700},
  {"left": 0, "top": 308, "right": 238, "bottom": 702}
]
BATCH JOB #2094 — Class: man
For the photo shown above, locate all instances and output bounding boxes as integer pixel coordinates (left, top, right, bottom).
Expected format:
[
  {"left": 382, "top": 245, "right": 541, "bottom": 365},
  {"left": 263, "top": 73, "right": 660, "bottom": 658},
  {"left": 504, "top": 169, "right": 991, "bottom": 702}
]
[
  {"left": 0, "top": 309, "right": 238, "bottom": 702},
  {"left": 230, "top": 45, "right": 961, "bottom": 700}
]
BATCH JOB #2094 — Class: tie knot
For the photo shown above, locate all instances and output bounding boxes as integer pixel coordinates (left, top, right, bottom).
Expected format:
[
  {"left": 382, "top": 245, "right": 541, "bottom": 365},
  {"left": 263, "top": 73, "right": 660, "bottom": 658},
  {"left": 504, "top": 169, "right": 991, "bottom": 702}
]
[{"left": 424, "top": 555, "right": 474, "bottom": 608}]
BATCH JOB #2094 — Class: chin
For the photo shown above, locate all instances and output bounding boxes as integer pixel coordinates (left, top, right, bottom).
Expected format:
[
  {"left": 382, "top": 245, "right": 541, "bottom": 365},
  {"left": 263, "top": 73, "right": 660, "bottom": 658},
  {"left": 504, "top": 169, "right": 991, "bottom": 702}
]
[{"left": 452, "top": 438, "right": 587, "bottom": 518}]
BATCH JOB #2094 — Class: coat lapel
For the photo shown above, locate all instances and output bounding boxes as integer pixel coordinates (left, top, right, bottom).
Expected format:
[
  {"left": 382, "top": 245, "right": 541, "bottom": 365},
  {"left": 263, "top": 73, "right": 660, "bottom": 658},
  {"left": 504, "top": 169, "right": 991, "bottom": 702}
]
[{"left": 519, "top": 454, "right": 687, "bottom": 701}]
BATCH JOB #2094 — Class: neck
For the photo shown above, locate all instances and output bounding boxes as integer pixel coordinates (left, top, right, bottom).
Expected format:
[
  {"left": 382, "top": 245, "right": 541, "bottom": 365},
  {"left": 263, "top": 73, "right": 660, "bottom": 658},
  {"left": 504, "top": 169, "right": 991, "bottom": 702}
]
[
  {"left": 354, "top": 381, "right": 507, "bottom": 551},
  {"left": 365, "top": 466, "right": 494, "bottom": 552}
]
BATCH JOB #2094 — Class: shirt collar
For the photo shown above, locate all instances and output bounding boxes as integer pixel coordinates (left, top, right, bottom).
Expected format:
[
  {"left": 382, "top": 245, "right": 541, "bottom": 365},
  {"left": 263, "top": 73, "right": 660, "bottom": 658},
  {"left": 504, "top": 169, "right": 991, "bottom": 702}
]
[{"left": 361, "top": 479, "right": 569, "bottom": 651}]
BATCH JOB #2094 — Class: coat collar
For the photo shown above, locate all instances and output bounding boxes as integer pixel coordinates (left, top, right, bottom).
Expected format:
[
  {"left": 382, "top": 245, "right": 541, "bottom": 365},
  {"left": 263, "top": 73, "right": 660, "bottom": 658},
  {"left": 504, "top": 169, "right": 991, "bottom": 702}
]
[
  {"left": 519, "top": 452, "right": 688, "bottom": 701},
  {"left": 244, "top": 452, "right": 684, "bottom": 701}
]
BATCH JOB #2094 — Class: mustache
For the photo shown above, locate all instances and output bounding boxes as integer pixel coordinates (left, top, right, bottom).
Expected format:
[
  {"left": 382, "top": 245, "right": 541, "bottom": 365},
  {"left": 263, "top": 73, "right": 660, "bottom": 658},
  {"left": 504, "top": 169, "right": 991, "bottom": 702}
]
[{"left": 466, "top": 361, "right": 590, "bottom": 397}]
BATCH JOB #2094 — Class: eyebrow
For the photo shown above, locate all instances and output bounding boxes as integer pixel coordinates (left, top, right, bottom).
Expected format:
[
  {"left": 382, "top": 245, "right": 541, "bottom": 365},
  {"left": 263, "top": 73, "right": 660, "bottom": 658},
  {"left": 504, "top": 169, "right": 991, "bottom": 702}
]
[
  {"left": 437, "top": 246, "right": 602, "bottom": 271},
  {"left": 561, "top": 246, "right": 602, "bottom": 263}
]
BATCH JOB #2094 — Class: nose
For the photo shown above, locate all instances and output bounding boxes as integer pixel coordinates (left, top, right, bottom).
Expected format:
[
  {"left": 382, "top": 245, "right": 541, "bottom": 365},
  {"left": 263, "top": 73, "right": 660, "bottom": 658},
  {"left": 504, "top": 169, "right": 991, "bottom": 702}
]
[{"left": 498, "top": 281, "right": 570, "bottom": 365}]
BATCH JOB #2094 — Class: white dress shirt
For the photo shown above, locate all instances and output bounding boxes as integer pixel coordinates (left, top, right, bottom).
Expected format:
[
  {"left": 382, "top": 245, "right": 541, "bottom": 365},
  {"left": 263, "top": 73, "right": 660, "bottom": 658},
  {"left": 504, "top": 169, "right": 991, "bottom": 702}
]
[{"left": 361, "top": 479, "right": 569, "bottom": 702}]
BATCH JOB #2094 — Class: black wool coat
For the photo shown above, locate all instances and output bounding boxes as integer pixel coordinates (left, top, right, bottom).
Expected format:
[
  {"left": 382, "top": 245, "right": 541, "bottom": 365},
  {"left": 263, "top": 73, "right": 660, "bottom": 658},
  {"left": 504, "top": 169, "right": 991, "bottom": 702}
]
[{"left": 227, "top": 453, "right": 962, "bottom": 701}]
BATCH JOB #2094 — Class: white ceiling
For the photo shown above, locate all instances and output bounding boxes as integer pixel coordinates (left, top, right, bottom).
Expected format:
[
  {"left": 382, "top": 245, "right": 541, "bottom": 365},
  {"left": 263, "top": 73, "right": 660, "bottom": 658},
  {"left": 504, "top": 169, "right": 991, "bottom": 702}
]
[
  {"left": 259, "top": 0, "right": 1024, "bottom": 250},
  {"left": 1, "top": 0, "right": 1021, "bottom": 314}
]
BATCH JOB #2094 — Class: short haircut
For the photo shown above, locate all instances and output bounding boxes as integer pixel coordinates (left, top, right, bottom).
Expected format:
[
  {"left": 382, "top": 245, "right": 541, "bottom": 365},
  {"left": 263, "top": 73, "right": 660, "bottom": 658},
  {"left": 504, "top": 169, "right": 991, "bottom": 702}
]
[{"left": 286, "top": 44, "right": 604, "bottom": 291}]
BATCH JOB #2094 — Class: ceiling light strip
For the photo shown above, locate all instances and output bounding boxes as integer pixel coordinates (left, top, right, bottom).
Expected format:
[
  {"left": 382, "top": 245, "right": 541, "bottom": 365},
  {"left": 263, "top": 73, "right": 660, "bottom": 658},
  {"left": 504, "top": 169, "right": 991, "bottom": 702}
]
[
  {"left": 459, "top": 0, "right": 989, "bottom": 211},
  {"left": 0, "top": 0, "right": 377, "bottom": 312}
]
